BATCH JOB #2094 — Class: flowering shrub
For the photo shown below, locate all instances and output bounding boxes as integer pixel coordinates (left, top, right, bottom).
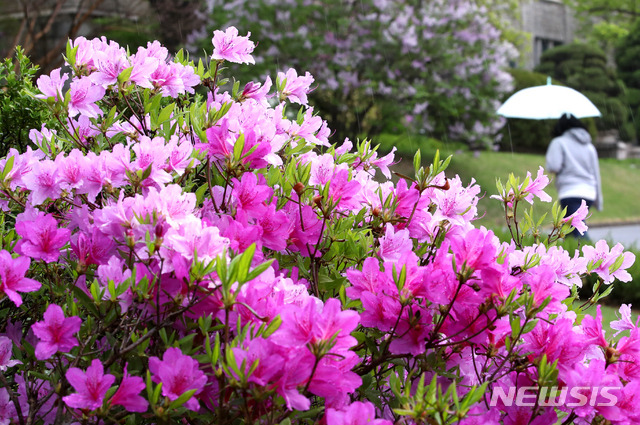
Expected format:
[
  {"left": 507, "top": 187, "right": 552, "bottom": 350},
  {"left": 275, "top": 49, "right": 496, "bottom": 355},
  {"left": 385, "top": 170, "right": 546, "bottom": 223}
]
[
  {"left": 0, "top": 28, "right": 637, "bottom": 425},
  {"left": 195, "top": 0, "right": 517, "bottom": 146}
]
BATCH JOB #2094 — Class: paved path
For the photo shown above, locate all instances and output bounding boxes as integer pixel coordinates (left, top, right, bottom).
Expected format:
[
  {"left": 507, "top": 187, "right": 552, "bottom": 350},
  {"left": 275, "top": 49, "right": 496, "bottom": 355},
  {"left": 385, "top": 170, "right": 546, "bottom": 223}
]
[{"left": 589, "top": 224, "right": 640, "bottom": 249}]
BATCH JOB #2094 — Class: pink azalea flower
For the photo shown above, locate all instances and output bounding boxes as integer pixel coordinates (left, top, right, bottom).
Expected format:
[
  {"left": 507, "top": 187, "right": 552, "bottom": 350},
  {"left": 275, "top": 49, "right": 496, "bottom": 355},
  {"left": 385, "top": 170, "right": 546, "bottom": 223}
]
[
  {"left": 68, "top": 77, "right": 105, "bottom": 118},
  {"left": 581, "top": 305, "right": 608, "bottom": 347},
  {"left": 0, "top": 336, "right": 20, "bottom": 371},
  {"left": 90, "top": 44, "right": 129, "bottom": 87},
  {"left": 564, "top": 359, "right": 621, "bottom": 419},
  {"left": 326, "top": 401, "right": 393, "bottom": 425},
  {"left": 211, "top": 26, "right": 255, "bottom": 64},
  {"left": 15, "top": 212, "right": 71, "bottom": 263},
  {"left": 22, "top": 159, "right": 61, "bottom": 206},
  {"left": 0, "top": 388, "right": 16, "bottom": 423},
  {"left": 231, "top": 172, "right": 271, "bottom": 218},
  {"left": 109, "top": 364, "right": 148, "bottom": 412},
  {"left": 36, "top": 68, "right": 68, "bottom": 101},
  {"left": 148, "top": 347, "right": 206, "bottom": 411},
  {"left": 449, "top": 227, "right": 497, "bottom": 272},
  {"left": 257, "top": 204, "right": 290, "bottom": 251},
  {"left": 0, "top": 250, "right": 40, "bottom": 307},
  {"left": 521, "top": 166, "right": 551, "bottom": 204},
  {"left": 345, "top": 257, "right": 392, "bottom": 299},
  {"left": 240, "top": 77, "right": 272, "bottom": 104},
  {"left": 610, "top": 304, "right": 639, "bottom": 337},
  {"left": 31, "top": 304, "right": 81, "bottom": 360},
  {"left": 272, "top": 298, "right": 359, "bottom": 354},
  {"left": 277, "top": 68, "right": 314, "bottom": 105},
  {"left": 55, "top": 149, "right": 89, "bottom": 192},
  {"left": 563, "top": 199, "right": 589, "bottom": 235},
  {"left": 370, "top": 147, "right": 396, "bottom": 179},
  {"left": 377, "top": 224, "right": 413, "bottom": 262},
  {"left": 583, "top": 240, "right": 636, "bottom": 284},
  {"left": 63, "top": 359, "right": 115, "bottom": 411},
  {"left": 359, "top": 291, "right": 402, "bottom": 331}
]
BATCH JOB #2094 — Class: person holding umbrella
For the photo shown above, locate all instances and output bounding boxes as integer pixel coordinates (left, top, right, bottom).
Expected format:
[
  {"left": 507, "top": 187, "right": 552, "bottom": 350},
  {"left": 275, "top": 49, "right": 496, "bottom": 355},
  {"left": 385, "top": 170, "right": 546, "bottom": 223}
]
[{"left": 545, "top": 113, "right": 603, "bottom": 238}]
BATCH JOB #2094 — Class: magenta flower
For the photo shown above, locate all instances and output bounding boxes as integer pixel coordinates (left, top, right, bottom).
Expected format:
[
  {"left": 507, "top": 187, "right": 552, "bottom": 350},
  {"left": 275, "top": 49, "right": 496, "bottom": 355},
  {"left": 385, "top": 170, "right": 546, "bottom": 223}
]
[
  {"left": 0, "top": 336, "right": 20, "bottom": 371},
  {"left": 325, "top": 401, "right": 393, "bottom": 425},
  {"left": 148, "top": 347, "right": 206, "bottom": 411},
  {"left": 109, "top": 364, "right": 148, "bottom": 413},
  {"left": 211, "top": 26, "right": 255, "bottom": 64},
  {"left": 31, "top": 304, "right": 81, "bottom": 360},
  {"left": 68, "top": 77, "right": 105, "bottom": 118},
  {"left": 36, "top": 68, "right": 68, "bottom": 101},
  {"left": 15, "top": 213, "right": 71, "bottom": 263},
  {"left": 0, "top": 250, "right": 40, "bottom": 307},
  {"left": 0, "top": 388, "right": 16, "bottom": 423},
  {"left": 63, "top": 359, "right": 115, "bottom": 411}
]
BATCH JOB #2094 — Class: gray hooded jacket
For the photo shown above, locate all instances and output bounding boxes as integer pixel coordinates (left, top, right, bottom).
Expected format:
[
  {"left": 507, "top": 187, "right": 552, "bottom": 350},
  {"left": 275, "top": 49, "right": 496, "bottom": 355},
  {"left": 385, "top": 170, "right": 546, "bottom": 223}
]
[{"left": 545, "top": 128, "right": 603, "bottom": 211}]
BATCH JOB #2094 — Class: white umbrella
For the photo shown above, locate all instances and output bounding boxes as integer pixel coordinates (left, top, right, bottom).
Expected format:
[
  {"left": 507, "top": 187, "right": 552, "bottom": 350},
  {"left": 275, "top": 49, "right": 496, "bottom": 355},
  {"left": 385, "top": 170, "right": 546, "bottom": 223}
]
[{"left": 497, "top": 77, "right": 601, "bottom": 120}]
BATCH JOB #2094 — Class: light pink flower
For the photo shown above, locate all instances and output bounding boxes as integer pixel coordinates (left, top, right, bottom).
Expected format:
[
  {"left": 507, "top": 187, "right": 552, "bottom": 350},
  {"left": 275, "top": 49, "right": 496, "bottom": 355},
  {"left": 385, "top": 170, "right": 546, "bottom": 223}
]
[
  {"left": 32, "top": 304, "right": 81, "bottom": 360},
  {"left": 63, "top": 359, "right": 115, "bottom": 411},
  {"left": 22, "top": 159, "right": 61, "bottom": 206},
  {"left": 611, "top": 304, "right": 640, "bottom": 337},
  {"left": 68, "top": 77, "right": 105, "bottom": 118},
  {"left": 522, "top": 167, "right": 551, "bottom": 204},
  {"left": 563, "top": 199, "right": 589, "bottom": 235},
  {"left": 211, "top": 26, "right": 255, "bottom": 64},
  {"left": 277, "top": 68, "right": 314, "bottom": 105},
  {"left": 583, "top": 240, "right": 636, "bottom": 284},
  {"left": 36, "top": 68, "right": 68, "bottom": 101}
]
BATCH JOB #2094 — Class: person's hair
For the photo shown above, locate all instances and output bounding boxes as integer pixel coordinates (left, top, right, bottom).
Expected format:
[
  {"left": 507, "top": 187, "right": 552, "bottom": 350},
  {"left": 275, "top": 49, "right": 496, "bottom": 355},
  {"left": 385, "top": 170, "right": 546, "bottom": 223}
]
[{"left": 552, "top": 113, "right": 587, "bottom": 138}]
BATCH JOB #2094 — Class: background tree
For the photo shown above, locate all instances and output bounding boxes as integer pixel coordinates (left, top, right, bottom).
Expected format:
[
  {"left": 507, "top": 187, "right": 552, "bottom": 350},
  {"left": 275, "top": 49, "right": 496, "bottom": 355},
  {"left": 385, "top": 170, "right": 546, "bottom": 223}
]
[
  {"left": 0, "top": 47, "right": 57, "bottom": 156},
  {"left": 615, "top": 19, "right": 640, "bottom": 141},
  {"left": 196, "top": 0, "right": 518, "bottom": 147},
  {"left": 564, "top": 0, "right": 639, "bottom": 55},
  {"left": 1, "top": 0, "right": 206, "bottom": 74},
  {"left": 535, "top": 42, "right": 634, "bottom": 142}
]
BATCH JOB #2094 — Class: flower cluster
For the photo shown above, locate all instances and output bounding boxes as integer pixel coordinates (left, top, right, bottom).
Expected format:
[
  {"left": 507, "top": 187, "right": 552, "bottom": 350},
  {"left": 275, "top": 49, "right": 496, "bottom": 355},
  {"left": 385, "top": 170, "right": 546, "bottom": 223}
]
[{"left": 0, "top": 28, "right": 636, "bottom": 425}]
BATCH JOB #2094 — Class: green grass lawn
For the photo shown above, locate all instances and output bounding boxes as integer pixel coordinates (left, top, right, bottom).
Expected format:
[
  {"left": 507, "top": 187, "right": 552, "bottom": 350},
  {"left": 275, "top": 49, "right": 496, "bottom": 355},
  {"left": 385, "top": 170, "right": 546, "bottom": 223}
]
[{"left": 383, "top": 133, "right": 640, "bottom": 229}]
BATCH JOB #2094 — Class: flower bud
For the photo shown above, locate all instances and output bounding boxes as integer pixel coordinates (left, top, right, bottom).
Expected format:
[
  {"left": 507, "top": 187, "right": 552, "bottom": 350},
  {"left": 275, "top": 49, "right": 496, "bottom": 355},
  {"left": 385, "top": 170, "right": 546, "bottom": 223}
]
[{"left": 293, "top": 182, "right": 305, "bottom": 196}]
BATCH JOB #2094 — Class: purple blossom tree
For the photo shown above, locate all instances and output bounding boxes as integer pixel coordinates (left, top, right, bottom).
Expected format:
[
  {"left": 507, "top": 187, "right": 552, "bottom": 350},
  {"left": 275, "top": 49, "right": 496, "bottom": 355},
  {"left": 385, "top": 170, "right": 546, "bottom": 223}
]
[{"left": 193, "top": 0, "right": 517, "bottom": 146}]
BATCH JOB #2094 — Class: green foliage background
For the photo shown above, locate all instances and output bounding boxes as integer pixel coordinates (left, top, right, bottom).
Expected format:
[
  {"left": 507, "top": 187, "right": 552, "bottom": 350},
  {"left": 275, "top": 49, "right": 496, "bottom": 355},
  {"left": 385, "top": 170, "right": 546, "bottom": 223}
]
[{"left": 535, "top": 42, "right": 635, "bottom": 142}]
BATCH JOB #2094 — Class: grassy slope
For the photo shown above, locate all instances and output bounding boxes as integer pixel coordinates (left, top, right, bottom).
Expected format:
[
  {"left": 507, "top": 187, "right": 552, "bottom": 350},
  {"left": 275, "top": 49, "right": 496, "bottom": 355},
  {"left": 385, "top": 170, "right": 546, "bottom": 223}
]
[{"left": 384, "top": 134, "right": 640, "bottom": 229}]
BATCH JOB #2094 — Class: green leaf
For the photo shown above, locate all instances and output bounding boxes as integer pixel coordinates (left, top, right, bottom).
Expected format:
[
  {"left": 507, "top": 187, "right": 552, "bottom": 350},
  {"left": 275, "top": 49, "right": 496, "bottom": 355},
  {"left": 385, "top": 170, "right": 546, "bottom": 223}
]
[
  {"left": 1, "top": 155, "right": 15, "bottom": 180},
  {"left": 245, "top": 259, "right": 275, "bottom": 282},
  {"left": 168, "top": 388, "right": 197, "bottom": 410},
  {"left": 72, "top": 285, "right": 100, "bottom": 317},
  {"left": 118, "top": 66, "right": 134, "bottom": 84},
  {"left": 157, "top": 103, "right": 176, "bottom": 125}
]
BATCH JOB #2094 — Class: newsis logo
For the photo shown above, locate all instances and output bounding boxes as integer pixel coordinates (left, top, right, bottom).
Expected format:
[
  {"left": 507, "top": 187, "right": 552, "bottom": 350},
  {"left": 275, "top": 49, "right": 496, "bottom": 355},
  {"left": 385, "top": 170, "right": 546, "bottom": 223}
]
[{"left": 489, "top": 386, "right": 619, "bottom": 407}]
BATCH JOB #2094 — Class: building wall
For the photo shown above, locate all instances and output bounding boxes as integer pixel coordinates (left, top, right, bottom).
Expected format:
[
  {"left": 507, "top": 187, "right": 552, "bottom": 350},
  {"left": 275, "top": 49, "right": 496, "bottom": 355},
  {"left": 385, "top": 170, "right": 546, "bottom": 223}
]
[{"left": 519, "top": 0, "right": 577, "bottom": 69}]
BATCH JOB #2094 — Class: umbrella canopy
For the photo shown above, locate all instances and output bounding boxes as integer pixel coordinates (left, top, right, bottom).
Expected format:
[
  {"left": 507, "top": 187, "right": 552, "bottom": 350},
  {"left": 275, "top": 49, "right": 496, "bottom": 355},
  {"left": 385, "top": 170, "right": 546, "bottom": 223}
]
[{"left": 497, "top": 78, "right": 601, "bottom": 120}]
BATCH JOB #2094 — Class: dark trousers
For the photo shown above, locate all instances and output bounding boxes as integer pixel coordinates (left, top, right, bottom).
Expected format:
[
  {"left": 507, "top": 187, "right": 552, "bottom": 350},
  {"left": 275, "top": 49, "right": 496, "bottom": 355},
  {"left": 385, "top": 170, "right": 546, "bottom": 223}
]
[{"left": 561, "top": 197, "right": 593, "bottom": 239}]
